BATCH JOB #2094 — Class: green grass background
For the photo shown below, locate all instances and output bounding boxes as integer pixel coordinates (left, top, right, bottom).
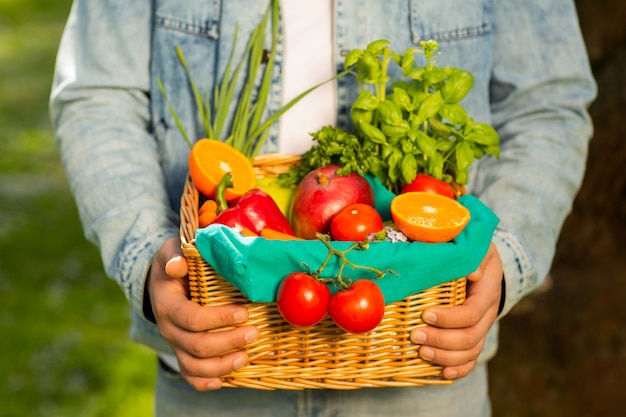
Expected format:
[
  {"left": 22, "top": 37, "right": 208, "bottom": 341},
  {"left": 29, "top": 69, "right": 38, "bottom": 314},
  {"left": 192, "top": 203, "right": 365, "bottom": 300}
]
[{"left": 0, "top": 1, "right": 156, "bottom": 415}]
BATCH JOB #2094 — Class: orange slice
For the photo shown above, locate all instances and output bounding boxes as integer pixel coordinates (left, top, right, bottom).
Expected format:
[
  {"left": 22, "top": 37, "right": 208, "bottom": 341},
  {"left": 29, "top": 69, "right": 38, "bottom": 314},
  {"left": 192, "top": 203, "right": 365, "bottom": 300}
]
[
  {"left": 188, "top": 138, "right": 256, "bottom": 202},
  {"left": 390, "top": 192, "right": 470, "bottom": 243}
]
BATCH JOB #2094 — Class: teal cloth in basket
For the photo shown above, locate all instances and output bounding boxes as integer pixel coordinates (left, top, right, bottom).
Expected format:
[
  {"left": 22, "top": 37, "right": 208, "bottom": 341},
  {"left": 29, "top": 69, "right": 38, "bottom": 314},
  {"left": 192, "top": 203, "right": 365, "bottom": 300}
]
[{"left": 194, "top": 193, "right": 499, "bottom": 304}]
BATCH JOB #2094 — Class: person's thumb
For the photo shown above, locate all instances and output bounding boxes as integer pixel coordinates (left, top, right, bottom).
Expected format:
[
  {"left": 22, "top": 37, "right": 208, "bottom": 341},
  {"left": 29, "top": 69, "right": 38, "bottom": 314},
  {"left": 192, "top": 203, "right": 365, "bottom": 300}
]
[{"left": 160, "top": 238, "right": 188, "bottom": 279}]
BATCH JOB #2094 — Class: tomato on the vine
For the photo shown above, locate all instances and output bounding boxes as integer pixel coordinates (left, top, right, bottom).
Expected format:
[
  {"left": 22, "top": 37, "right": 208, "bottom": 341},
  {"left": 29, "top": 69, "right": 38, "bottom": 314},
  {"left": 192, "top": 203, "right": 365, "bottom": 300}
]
[
  {"left": 277, "top": 272, "right": 331, "bottom": 328},
  {"left": 329, "top": 203, "right": 383, "bottom": 241},
  {"left": 402, "top": 173, "right": 455, "bottom": 199},
  {"left": 328, "top": 280, "right": 385, "bottom": 334}
]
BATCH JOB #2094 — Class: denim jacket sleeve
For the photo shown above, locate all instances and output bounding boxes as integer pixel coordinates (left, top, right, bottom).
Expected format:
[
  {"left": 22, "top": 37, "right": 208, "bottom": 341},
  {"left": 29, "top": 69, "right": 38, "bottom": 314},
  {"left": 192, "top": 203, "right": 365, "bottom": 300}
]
[
  {"left": 474, "top": 1, "right": 596, "bottom": 317},
  {"left": 49, "top": 0, "right": 179, "bottom": 320}
]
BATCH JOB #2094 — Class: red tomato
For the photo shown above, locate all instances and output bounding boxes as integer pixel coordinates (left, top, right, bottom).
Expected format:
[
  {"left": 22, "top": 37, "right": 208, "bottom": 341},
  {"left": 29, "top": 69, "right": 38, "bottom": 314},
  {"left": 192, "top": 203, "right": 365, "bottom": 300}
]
[
  {"left": 328, "top": 280, "right": 385, "bottom": 334},
  {"left": 401, "top": 174, "right": 455, "bottom": 199},
  {"left": 329, "top": 203, "right": 383, "bottom": 241},
  {"left": 277, "top": 272, "right": 331, "bottom": 328}
]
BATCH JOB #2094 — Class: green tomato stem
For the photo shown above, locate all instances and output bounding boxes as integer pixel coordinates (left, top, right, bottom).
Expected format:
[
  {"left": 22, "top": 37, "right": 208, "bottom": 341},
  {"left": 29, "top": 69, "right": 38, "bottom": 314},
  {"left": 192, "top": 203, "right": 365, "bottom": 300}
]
[{"left": 314, "top": 233, "right": 396, "bottom": 290}]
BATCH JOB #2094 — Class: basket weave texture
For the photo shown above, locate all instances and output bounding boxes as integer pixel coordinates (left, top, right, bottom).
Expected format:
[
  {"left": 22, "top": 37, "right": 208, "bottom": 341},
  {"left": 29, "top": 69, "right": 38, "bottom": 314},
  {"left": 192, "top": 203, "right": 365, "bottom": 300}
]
[{"left": 180, "top": 154, "right": 467, "bottom": 390}]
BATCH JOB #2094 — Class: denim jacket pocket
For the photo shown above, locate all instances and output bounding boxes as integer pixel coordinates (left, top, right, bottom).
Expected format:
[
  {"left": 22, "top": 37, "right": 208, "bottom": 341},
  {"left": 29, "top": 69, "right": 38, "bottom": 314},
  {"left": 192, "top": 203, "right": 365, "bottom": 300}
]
[
  {"left": 409, "top": 0, "right": 493, "bottom": 43},
  {"left": 154, "top": 0, "right": 222, "bottom": 39}
]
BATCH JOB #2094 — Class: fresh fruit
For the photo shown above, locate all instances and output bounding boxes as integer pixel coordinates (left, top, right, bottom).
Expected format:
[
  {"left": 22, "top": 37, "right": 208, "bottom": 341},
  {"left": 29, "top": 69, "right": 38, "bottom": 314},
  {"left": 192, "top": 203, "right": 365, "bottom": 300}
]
[
  {"left": 255, "top": 176, "right": 295, "bottom": 217},
  {"left": 390, "top": 191, "right": 470, "bottom": 243},
  {"left": 328, "top": 280, "right": 385, "bottom": 334},
  {"left": 277, "top": 272, "right": 331, "bottom": 328},
  {"left": 329, "top": 203, "right": 383, "bottom": 241},
  {"left": 401, "top": 174, "right": 455, "bottom": 199},
  {"left": 290, "top": 165, "right": 374, "bottom": 239},
  {"left": 188, "top": 138, "right": 256, "bottom": 202}
]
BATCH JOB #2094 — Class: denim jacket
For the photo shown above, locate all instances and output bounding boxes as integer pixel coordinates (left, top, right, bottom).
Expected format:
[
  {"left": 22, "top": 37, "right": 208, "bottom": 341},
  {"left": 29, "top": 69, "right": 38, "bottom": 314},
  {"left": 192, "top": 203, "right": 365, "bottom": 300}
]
[{"left": 50, "top": 0, "right": 596, "bottom": 359}]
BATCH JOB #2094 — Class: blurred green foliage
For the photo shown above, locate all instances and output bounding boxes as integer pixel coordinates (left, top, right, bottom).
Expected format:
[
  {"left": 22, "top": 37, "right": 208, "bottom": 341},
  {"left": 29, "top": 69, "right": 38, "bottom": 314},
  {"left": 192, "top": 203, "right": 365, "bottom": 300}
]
[{"left": 0, "top": 1, "right": 155, "bottom": 415}]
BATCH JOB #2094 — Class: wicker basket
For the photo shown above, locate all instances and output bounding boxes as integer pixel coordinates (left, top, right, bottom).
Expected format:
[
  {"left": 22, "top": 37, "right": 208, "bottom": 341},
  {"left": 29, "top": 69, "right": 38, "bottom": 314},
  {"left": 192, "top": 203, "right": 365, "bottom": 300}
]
[{"left": 180, "top": 154, "right": 467, "bottom": 390}]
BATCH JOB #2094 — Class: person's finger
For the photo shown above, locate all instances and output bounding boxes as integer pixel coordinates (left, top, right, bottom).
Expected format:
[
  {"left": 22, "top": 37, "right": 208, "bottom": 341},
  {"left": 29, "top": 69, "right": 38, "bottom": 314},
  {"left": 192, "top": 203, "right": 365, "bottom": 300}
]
[
  {"left": 155, "top": 237, "right": 188, "bottom": 279},
  {"left": 441, "top": 359, "right": 478, "bottom": 380},
  {"left": 167, "top": 322, "right": 260, "bottom": 359},
  {"left": 418, "top": 335, "right": 485, "bottom": 367},
  {"left": 162, "top": 300, "right": 251, "bottom": 333},
  {"left": 175, "top": 347, "right": 250, "bottom": 377},
  {"left": 180, "top": 351, "right": 249, "bottom": 391}
]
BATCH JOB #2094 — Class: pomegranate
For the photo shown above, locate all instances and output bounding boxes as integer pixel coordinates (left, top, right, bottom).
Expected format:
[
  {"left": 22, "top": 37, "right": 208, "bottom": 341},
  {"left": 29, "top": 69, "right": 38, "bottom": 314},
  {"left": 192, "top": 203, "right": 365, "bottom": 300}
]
[{"left": 290, "top": 165, "right": 374, "bottom": 239}]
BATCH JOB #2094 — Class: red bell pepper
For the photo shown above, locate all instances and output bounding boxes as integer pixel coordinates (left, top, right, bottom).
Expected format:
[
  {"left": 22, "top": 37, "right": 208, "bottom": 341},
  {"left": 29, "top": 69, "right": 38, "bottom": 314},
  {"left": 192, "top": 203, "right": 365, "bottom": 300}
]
[{"left": 213, "top": 172, "right": 295, "bottom": 236}]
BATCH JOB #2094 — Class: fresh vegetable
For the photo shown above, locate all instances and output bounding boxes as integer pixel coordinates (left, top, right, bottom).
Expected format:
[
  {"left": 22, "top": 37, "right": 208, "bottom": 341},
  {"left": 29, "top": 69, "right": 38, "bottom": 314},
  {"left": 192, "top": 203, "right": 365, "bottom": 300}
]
[
  {"left": 401, "top": 173, "right": 455, "bottom": 199},
  {"left": 328, "top": 279, "right": 385, "bottom": 334},
  {"left": 240, "top": 228, "right": 259, "bottom": 237},
  {"left": 279, "top": 39, "right": 500, "bottom": 194},
  {"left": 213, "top": 172, "right": 295, "bottom": 235},
  {"left": 290, "top": 165, "right": 374, "bottom": 239},
  {"left": 329, "top": 203, "right": 383, "bottom": 241},
  {"left": 277, "top": 272, "right": 331, "bottom": 328},
  {"left": 260, "top": 228, "right": 304, "bottom": 240},
  {"left": 198, "top": 199, "right": 218, "bottom": 228}
]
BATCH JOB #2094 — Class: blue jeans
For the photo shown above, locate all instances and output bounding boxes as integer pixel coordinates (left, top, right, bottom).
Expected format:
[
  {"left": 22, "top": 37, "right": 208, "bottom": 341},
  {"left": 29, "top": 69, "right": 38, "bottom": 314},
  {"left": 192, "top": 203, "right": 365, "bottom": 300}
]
[{"left": 154, "top": 360, "right": 491, "bottom": 417}]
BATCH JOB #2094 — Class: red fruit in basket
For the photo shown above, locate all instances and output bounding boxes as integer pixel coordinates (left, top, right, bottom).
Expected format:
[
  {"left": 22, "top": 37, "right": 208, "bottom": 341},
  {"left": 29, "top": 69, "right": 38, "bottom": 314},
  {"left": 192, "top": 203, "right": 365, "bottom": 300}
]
[
  {"left": 402, "top": 173, "right": 455, "bottom": 199},
  {"left": 328, "top": 279, "right": 385, "bottom": 334},
  {"left": 290, "top": 165, "right": 374, "bottom": 239},
  {"left": 330, "top": 203, "right": 383, "bottom": 241},
  {"left": 277, "top": 272, "right": 331, "bottom": 328}
]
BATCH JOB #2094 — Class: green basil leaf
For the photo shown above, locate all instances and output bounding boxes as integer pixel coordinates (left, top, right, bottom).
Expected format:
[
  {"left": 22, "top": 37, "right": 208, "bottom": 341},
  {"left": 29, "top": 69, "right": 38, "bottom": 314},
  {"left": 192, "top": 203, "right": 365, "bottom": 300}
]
[
  {"left": 427, "top": 152, "right": 444, "bottom": 179},
  {"left": 401, "top": 48, "right": 418, "bottom": 76},
  {"left": 423, "top": 67, "right": 447, "bottom": 85},
  {"left": 401, "top": 138, "right": 415, "bottom": 154},
  {"left": 390, "top": 87, "right": 413, "bottom": 112},
  {"left": 386, "top": 146, "right": 403, "bottom": 178},
  {"left": 401, "top": 153, "right": 418, "bottom": 184},
  {"left": 359, "top": 122, "right": 387, "bottom": 144},
  {"left": 379, "top": 99, "right": 403, "bottom": 125},
  {"left": 455, "top": 140, "right": 474, "bottom": 171},
  {"left": 351, "top": 108, "right": 373, "bottom": 126},
  {"left": 415, "top": 91, "right": 443, "bottom": 125},
  {"left": 437, "top": 138, "right": 455, "bottom": 152},
  {"left": 441, "top": 69, "right": 474, "bottom": 103},
  {"left": 352, "top": 90, "right": 380, "bottom": 110},
  {"left": 366, "top": 39, "right": 390, "bottom": 55},
  {"left": 428, "top": 117, "right": 453, "bottom": 138},
  {"left": 454, "top": 168, "right": 469, "bottom": 185},
  {"left": 439, "top": 103, "right": 468, "bottom": 125},
  {"left": 473, "top": 146, "right": 486, "bottom": 159},
  {"left": 407, "top": 67, "right": 425, "bottom": 81},
  {"left": 466, "top": 123, "right": 500, "bottom": 146},
  {"left": 381, "top": 120, "right": 409, "bottom": 138},
  {"left": 415, "top": 130, "right": 438, "bottom": 158},
  {"left": 356, "top": 54, "right": 382, "bottom": 84},
  {"left": 484, "top": 144, "right": 501, "bottom": 158},
  {"left": 344, "top": 49, "right": 364, "bottom": 69}
]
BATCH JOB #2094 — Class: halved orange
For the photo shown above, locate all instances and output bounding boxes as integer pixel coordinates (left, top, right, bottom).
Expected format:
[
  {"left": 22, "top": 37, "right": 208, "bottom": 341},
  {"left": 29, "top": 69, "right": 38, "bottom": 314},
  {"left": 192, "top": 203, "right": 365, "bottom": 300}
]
[
  {"left": 390, "top": 192, "right": 470, "bottom": 243},
  {"left": 188, "top": 138, "right": 256, "bottom": 202}
]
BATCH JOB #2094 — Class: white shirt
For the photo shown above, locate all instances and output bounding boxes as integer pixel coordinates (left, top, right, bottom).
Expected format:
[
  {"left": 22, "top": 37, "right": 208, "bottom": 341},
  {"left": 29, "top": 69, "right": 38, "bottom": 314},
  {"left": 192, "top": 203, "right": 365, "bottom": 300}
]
[{"left": 277, "top": 0, "right": 336, "bottom": 154}]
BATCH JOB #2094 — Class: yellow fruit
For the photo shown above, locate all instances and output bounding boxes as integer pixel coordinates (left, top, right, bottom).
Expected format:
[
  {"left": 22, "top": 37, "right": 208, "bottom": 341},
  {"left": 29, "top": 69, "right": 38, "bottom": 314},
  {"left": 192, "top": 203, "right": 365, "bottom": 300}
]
[{"left": 255, "top": 176, "right": 295, "bottom": 218}]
